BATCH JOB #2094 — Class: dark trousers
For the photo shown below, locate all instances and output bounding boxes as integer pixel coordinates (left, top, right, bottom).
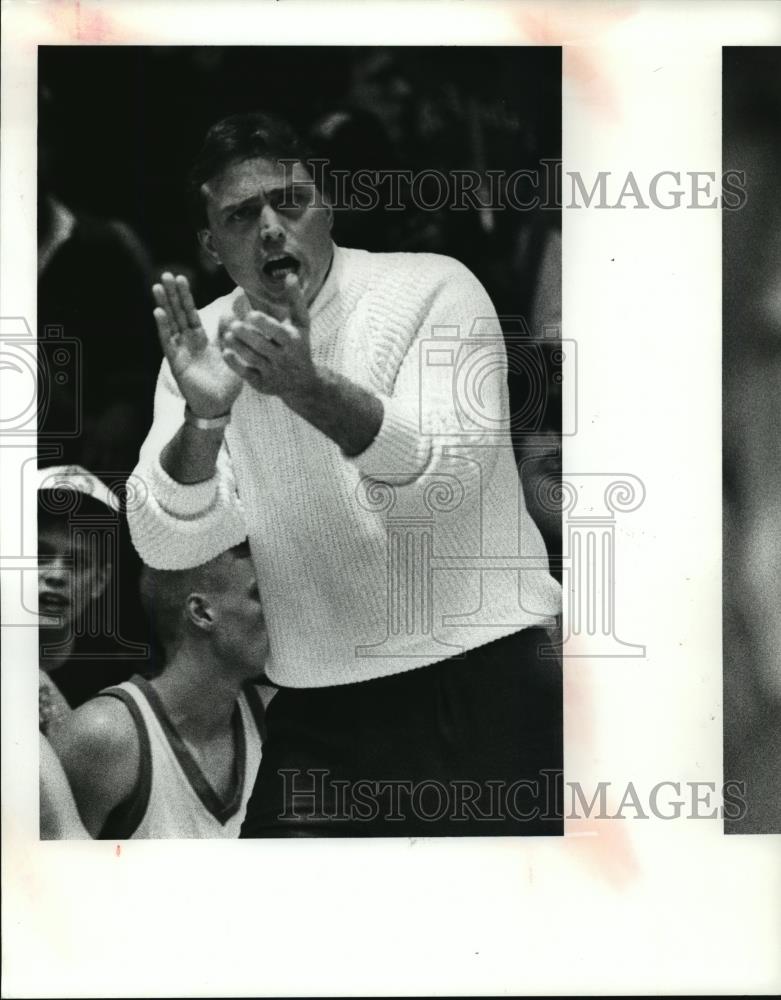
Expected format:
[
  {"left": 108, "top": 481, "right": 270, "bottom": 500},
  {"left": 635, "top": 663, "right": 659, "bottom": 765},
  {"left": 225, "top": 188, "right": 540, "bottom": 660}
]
[{"left": 240, "top": 628, "right": 563, "bottom": 837}]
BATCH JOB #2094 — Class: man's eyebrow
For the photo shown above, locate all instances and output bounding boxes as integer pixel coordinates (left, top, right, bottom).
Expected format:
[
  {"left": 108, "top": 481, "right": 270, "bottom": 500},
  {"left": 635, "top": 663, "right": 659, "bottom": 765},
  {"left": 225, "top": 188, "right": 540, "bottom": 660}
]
[{"left": 220, "top": 184, "right": 309, "bottom": 215}]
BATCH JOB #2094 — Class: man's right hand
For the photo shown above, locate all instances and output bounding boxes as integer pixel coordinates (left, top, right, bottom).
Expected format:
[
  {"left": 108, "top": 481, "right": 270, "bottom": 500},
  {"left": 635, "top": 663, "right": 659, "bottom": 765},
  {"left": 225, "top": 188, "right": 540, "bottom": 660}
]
[{"left": 153, "top": 273, "right": 243, "bottom": 418}]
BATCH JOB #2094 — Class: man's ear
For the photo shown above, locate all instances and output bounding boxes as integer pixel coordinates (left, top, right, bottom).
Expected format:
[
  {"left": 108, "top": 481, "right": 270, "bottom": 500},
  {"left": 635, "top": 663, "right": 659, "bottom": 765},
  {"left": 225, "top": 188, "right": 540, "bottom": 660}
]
[
  {"left": 185, "top": 593, "right": 215, "bottom": 633},
  {"left": 313, "top": 181, "right": 333, "bottom": 229},
  {"left": 90, "top": 562, "right": 110, "bottom": 602},
  {"left": 198, "top": 229, "right": 222, "bottom": 267}
]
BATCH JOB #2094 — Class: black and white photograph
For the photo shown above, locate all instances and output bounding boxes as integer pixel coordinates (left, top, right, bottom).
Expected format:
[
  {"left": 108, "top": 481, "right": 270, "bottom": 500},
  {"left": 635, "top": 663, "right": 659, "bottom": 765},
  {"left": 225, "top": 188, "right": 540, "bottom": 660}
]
[
  {"left": 3, "top": 2, "right": 781, "bottom": 997},
  {"left": 723, "top": 45, "right": 781, "bottom": 834},
  {"left": 36, "top": 45, "right": 564, "bottom": 840}
]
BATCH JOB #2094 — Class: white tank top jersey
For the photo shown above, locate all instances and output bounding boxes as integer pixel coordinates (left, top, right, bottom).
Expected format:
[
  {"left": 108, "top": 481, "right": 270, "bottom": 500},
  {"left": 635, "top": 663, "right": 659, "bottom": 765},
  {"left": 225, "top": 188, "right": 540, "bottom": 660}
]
[{"left": 97, "top": 676, "right": 265, "bottom": 839}]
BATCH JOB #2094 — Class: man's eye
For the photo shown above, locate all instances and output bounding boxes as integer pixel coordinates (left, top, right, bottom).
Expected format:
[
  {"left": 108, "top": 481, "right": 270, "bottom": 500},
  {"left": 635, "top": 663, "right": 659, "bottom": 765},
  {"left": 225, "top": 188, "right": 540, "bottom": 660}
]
[{"left": 230, "top": 207, "right": 257, "bottom": 223}]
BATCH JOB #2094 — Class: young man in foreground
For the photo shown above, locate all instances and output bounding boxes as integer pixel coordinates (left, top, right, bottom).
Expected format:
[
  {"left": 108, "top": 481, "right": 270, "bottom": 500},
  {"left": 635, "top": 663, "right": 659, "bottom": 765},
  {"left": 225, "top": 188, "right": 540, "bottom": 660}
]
[{"left": 50, "top": 542, "right": 270, "bottom": 838}]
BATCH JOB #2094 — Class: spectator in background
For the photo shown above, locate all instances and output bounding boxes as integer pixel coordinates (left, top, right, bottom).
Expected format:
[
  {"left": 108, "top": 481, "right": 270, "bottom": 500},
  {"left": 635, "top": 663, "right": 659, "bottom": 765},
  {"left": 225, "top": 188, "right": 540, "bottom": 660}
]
[
  {"left": 49, "top": 542, "right": 271, "bottom": 839},
  {"left": 309, "top": 108, "right": 402, "bottom": 252},
  {"left": 38, "top": 84, "right": 160, "bottom": 480},
  {"left": 38, "top": 466, "right": 146, "bottom": 734},
  {"left": 348, "top": 50, "right": 415, "bottom": 149}
]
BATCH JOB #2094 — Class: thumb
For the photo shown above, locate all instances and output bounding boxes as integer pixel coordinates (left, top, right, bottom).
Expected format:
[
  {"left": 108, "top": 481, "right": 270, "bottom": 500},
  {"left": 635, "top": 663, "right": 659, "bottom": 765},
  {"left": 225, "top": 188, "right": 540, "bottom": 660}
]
[{"left": 284, "top": 273, "right": 310, "bottom": 333}]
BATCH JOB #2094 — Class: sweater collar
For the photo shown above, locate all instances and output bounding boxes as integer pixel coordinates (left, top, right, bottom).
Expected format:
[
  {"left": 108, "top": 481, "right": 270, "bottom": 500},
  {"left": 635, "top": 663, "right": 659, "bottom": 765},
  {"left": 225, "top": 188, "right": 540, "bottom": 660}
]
[{"left": 308, "top": 241, "right": 341, "bottom": 321}]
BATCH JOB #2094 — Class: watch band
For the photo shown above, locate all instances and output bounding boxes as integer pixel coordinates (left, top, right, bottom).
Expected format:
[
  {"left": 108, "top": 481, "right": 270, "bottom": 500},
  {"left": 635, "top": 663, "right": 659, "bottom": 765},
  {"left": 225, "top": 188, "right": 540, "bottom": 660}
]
[{"left": 183, "top": 405, "right": 232, "bottom": 431}]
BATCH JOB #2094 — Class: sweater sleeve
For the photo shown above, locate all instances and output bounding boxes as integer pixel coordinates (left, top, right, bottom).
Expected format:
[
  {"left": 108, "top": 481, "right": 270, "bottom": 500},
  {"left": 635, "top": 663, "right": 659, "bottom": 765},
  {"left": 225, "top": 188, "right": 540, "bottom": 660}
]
[
  {"left": 348, "top": 258, "right": 509, "bottom": 506},
  {"left": 126, "top": 359, "right": 248, "bottom": 570}
]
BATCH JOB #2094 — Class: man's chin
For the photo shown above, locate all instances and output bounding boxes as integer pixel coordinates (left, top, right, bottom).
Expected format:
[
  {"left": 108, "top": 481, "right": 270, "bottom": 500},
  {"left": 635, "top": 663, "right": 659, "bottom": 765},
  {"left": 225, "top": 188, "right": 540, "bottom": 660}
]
[{"left": 38, "top": 614, "right": 68, "bottom": 629}]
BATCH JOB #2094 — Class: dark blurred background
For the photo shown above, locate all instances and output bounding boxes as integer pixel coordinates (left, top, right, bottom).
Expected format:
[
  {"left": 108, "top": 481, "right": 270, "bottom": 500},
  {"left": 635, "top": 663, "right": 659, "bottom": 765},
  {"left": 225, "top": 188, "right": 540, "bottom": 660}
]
[
  {"left": 38, "top": 44, "right": 563, "bottom": 554},
  {"left": 723, "top": 46, "right": 781, "bottom": 834},
  {"left": 39, "top": 46, "right": 560, "bottom": 314}
]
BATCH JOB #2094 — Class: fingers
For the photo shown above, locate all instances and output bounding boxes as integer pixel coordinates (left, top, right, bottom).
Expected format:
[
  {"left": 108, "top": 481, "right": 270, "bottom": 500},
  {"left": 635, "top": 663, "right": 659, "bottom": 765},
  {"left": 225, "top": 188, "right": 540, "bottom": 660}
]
[
  {"left": 160, "top": 272, "right": 189, "bottom": 332},
  {"left": 222, "top": 347, "right": 269, "bottom": 393},
  {"left": 151, "top": 294, "right": 187, "bottom": 366},
  {"left": 246, "top": 311, "right": 286, "bottom": 346},
  {"left": 224, "top": 321, "right": 278, "bottom": 368},
  {"left": 152, "top": 283, "right": 175, "bottom": 331},
  {"left": 232, "top": 294, "right": 252, "bottom": 323},
  {"left": 221, "top": 347, "right": 257, "bottom": 378},
  {"left": 153, "top": 277, "right": 183, "bottom": 336},
  {"left": 221, "top": 310, "right": 283, "bottom": 345},
  {"left": 152, "top": 304, "right": 175, "bottom": 354},
  {"left": 284, "top": 274, "right": 310, "bottom": 332},
  {"left": 175, "top": 275, "right": 201, "bottom": 329},
  {"left": 217, "top": 313, "right": 233, "bottom": 348},
  {"left": 154, "top": 273, "right": 208, "bottom": 360}
]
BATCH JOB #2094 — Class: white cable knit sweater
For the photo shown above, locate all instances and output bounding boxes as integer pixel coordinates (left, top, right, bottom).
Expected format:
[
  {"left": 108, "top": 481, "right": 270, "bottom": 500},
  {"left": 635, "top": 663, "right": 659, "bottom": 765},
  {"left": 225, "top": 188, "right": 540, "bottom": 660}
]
[{"left": 128, "top": 244, "right": 562, "bottom": 687}]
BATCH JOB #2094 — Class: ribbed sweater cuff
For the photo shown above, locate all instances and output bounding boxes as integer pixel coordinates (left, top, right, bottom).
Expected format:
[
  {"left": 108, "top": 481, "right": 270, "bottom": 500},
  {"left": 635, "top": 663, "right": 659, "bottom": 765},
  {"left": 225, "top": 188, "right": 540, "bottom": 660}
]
[
  {"left": 349, "top": 393, "right": 431, "bottom": 481},
  {"left": 129, "top": 456, "right": 247, "bottom": 570},
  {"left": 147, "top": 455, "right": 219, "bottom": 518}
]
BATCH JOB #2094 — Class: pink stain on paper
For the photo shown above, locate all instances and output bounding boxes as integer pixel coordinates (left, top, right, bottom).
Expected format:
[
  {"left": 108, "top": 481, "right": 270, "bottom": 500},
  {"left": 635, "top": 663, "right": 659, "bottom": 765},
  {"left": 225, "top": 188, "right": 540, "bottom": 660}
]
[
  {"left": 512, "top": 4, "right": 636, "bottom": 120},
  {"left": 45, "top": 0, "right": 127, "bottom": 44},
  {"left": 562, "top": 636, "right": 640, "bottom": 890},
  {"left": 509, "top": 3, "right": 642, "bottom": 887}
]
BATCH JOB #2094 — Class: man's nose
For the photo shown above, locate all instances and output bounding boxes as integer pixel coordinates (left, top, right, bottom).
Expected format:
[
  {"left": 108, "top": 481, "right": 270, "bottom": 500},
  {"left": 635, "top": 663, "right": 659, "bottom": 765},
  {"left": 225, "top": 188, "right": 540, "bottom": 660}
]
[
  {"left": 39, "top": 559, "right": 70, "bottom": 588},
  {"left": 259, "top": 205, "right": 285, "bottom": 243}
]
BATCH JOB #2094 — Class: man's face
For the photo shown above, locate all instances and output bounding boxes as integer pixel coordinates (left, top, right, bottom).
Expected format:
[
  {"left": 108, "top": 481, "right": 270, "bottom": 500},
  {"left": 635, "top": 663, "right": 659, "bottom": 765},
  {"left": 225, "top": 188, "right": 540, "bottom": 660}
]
[
  {"left": 38, "top": 523, "right": 107, "bottom": 634},
  {"left": 209, "top": 549, "right": 269, "bottom": 680},
  {"left": 199, "top": 157, "right": 333, "bottom": 314}
]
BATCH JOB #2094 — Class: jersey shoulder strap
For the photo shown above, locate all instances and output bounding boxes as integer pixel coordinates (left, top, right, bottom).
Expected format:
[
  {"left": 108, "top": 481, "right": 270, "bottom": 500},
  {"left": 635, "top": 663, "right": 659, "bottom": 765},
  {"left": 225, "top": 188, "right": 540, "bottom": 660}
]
[{"left": 96, "top": 684, "right": 153, "bottom": 840}]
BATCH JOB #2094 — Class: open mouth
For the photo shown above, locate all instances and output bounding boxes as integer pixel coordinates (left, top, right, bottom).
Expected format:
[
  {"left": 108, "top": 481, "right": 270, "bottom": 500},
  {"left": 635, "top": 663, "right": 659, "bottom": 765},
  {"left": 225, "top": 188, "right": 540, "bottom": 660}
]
[
  {"left": 262, "top": 255, "right": 301, "bottom": 283},
  {"left": 39, "top": 592, "right": 69, "bottom": 615}
]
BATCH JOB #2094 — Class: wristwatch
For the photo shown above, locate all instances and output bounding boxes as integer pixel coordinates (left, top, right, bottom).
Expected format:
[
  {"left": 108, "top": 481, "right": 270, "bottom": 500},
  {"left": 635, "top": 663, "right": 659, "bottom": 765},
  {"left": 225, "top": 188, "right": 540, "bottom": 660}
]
[{"left": 183, "top": 404, "right": 232, "bottom": 431}]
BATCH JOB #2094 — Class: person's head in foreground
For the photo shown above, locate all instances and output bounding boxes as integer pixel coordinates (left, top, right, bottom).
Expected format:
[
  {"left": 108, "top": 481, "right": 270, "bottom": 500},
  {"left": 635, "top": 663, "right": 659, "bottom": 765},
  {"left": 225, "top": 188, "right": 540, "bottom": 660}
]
[
  {"left": 188, "top": 112, "right": 334, "bottom": 313},
  {"left": 139, "top": 539, "right": 268, "bottom": 681}
]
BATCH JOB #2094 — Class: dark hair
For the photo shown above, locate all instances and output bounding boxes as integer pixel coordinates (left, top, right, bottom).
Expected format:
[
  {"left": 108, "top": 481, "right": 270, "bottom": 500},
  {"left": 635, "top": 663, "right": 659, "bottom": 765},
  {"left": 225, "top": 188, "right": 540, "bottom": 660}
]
[{"left": 186, "top": 112, "right": 317, "bottom": 230}]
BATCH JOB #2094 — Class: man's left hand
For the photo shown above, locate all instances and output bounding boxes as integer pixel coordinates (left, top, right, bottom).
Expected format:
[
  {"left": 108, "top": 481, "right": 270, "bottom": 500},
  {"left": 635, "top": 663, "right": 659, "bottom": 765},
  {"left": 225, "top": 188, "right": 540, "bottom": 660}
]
[{"left": 220, "top": 274, "right": 316, "bottom": 403}]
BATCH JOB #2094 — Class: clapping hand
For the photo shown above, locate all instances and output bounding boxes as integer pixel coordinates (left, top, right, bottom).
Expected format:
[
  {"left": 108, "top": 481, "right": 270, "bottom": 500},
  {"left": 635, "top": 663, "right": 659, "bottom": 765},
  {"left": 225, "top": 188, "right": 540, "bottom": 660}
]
[
  {"left": 153, "top": 273, "right": 243, "bottom": 418},
  {"left": 219, "top": 273, "right": 316, "bottom": 403}
]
